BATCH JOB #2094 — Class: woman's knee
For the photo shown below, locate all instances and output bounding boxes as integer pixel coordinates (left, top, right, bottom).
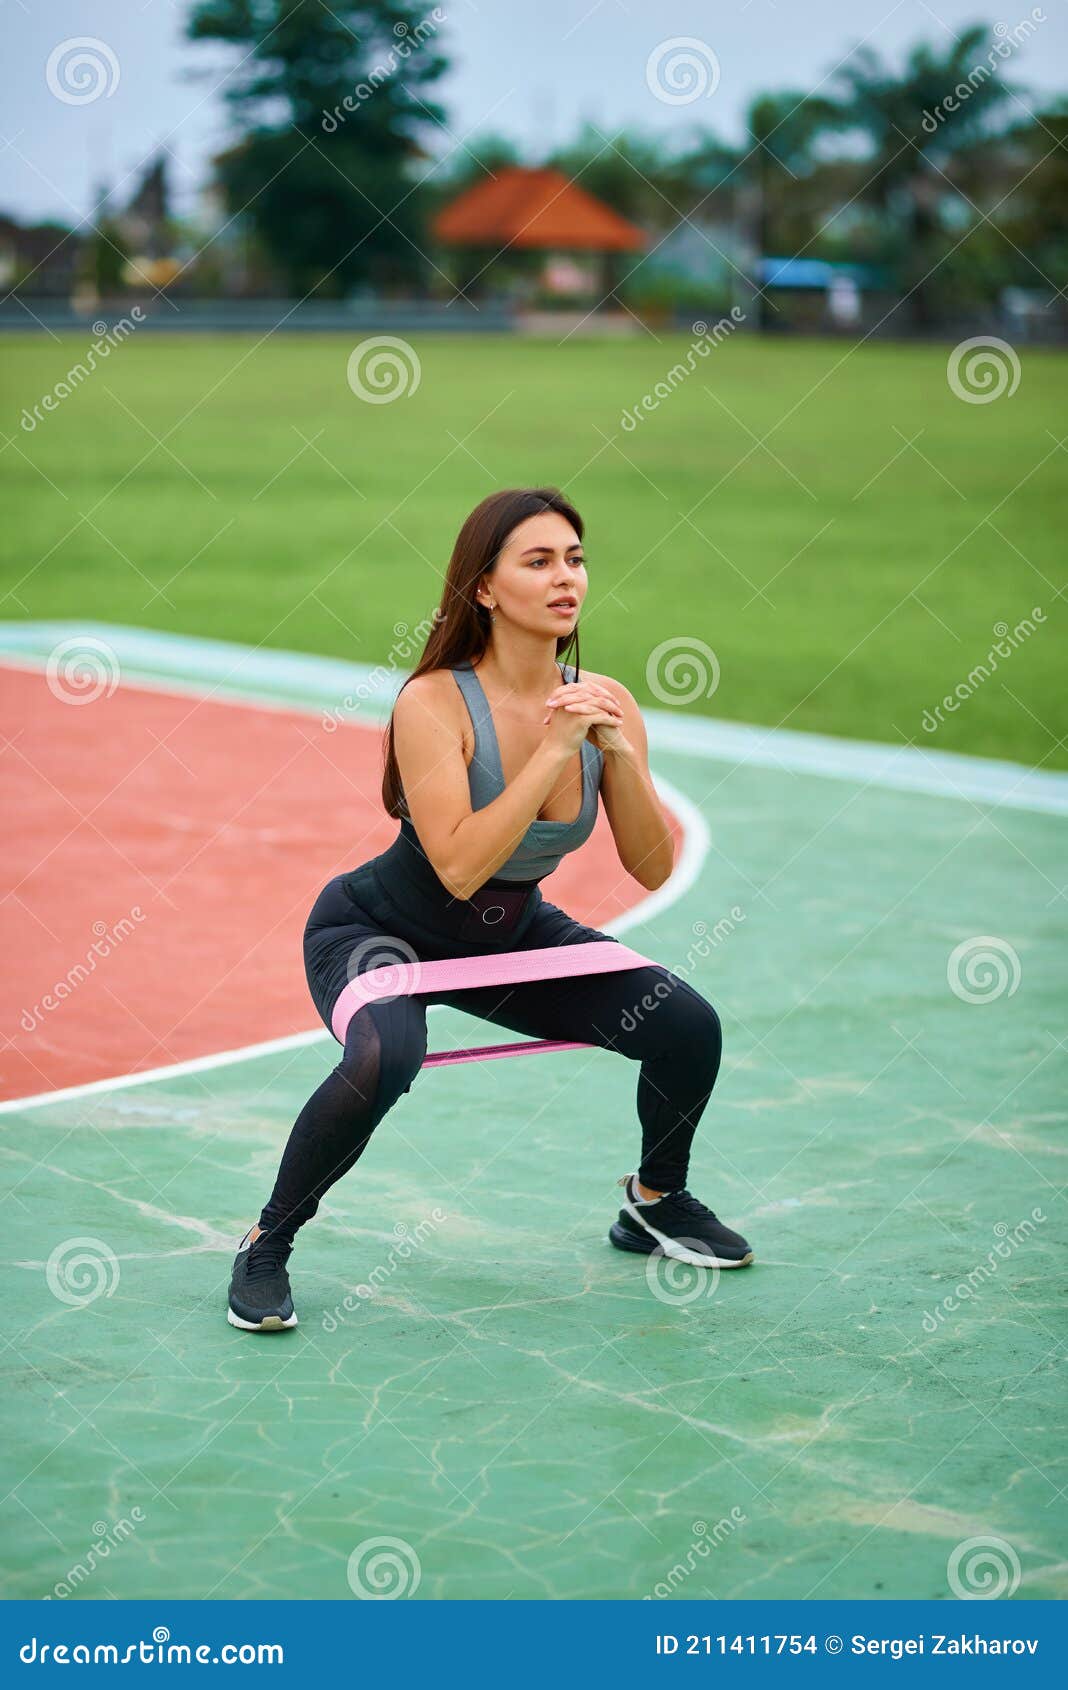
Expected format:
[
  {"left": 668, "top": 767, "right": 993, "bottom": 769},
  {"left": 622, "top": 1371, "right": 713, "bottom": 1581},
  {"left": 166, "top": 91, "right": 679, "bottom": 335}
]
[
  {"left": 370, "top": 997, "right": 428, "bottom": 1098},
  {"left": 672, "top": 982, "right": 722, "bottom": 1058},
  {"left": 336, "top": 998, "right": 427, "bottom": 1106},
  {"left": 624, "top": 971, "right": 721, "bottom": 1062},
  {"left": 608, "top": 966, "right": 716, "bottom": 1054}
]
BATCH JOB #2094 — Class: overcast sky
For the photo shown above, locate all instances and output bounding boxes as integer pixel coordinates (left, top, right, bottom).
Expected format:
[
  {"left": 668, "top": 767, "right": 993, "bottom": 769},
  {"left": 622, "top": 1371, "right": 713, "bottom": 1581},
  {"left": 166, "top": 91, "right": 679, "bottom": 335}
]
[{"left": 4, "top": 0, "right": 1066, "bottom": 229}]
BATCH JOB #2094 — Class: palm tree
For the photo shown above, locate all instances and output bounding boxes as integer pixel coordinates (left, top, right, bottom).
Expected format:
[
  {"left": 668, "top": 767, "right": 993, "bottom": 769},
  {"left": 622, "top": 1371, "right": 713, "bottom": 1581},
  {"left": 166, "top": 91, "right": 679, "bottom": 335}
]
[
  {"left": 827, "top": 24, "right": 1018, "bottom": 326},
  {"left": 186, "top": 0, "right": 450, "bottom": 295},
  {"left": 641, "top": 94, "right": 838, "bottom": 326}
]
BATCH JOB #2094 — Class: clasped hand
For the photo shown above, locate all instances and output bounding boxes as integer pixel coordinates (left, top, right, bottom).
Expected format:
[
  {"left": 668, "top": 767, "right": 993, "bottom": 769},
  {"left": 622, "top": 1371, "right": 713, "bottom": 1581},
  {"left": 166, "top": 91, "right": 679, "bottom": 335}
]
[{"left": 542, "top": 679, "right": 629, "bottom": 754}]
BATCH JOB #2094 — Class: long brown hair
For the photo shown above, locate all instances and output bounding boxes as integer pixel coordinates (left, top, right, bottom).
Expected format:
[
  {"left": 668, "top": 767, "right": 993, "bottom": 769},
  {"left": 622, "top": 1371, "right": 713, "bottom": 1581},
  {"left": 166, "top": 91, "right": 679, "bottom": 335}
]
[{"left": 381, "top": 486, "right": 584, "bottom": 818}]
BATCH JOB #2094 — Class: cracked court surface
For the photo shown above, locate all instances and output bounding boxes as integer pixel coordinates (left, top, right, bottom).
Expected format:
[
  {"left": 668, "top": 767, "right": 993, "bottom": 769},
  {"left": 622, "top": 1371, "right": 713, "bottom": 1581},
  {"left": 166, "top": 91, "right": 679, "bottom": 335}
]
[{"left": 2, "top": 625, "right": 1065, "bottom": 1600}]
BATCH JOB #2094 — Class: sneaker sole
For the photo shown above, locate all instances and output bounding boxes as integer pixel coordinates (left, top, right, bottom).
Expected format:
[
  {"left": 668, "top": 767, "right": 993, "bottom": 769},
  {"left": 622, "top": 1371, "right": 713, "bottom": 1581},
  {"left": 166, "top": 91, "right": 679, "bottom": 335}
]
[
  {"left": 227, "top": 1306, "right": 298, "bottom": 1331},
  {"left": 608, "top": 1220, "right": 753, "bottom": 1269},
  {"left": 618, "top": 1190, "right": 755, "bottom": 1267}
]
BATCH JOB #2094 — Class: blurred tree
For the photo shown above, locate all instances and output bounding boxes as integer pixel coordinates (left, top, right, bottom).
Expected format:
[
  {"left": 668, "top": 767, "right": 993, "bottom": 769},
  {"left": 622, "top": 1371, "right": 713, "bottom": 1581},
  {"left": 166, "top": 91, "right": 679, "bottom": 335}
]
[
  {"left": 428, "top": 130, "right": 523, "bottom": 199},
  {"left": 547, "top": 124, "right": 703, "bottom": 225},
  {"left": 995, "top": 104, "right": 1068, "bottom": 292},
  {"left": 826, "top": 24, "right": 1018, "bottom": 325},
  {"left": 89, "top": 220, "right": 131, "bottom": 296},
  {"left": 185, "top": 0, "right": 449, "bottom": 296}
]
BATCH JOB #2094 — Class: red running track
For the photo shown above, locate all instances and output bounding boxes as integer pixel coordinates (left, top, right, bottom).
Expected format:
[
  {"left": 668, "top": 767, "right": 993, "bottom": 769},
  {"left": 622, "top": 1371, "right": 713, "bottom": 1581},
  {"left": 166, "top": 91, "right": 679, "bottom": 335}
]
[{"left": 1, "top": 664, "right": 678, "bottom": 1100}]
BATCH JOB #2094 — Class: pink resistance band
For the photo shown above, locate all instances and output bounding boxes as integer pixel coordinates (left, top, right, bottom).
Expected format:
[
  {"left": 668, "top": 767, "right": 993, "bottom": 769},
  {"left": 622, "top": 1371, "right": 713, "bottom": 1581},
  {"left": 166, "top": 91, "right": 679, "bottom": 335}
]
[{"left": 330, "top": 940, "right": 657, "bottom": 1068}]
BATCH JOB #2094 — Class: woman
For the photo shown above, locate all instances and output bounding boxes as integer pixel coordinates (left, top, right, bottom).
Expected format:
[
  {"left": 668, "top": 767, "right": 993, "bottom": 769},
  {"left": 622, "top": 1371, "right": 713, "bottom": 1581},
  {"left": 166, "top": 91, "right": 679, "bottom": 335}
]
[{"left": 228, "top": 487, "right": 752, "bottom": 1331}]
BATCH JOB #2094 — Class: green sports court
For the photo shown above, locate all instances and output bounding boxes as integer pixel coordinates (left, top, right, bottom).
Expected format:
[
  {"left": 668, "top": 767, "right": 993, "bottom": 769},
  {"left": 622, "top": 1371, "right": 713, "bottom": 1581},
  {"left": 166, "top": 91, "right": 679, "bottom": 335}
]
[
  {"left": 2, "top": 606, "right": 1064, "bottom": 1601},
  {"left": 3, "top": 329, "right": 1066, "bottom": 1602}
]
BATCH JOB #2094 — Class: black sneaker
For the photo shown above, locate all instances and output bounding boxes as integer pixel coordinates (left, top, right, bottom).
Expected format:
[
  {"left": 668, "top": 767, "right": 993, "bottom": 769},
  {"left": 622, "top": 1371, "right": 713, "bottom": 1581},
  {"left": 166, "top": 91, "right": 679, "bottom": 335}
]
[
  {"left": 227, "top": 1225, "right": 298, "bottom": 1331},
  {"left": 608, "top": 1174, "right": 754, "bottom": 1267}
]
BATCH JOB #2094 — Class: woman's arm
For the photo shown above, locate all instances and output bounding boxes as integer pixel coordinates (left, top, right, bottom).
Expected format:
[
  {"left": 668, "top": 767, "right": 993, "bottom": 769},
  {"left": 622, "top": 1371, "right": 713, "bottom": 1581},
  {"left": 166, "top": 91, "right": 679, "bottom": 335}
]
[
  {"left": 583, "top": 675, "right": 676, "bottom": 891},
  {"left": 392, "top": 673, "right": 581, "bottom": 900}
]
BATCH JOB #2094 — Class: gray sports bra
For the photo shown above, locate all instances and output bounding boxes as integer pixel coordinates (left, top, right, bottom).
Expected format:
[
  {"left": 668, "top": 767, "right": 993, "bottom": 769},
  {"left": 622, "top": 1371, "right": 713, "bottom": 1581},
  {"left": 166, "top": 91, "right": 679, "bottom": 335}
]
[{"left": 450, "top": 659, "right": 603, "bottom": 882}]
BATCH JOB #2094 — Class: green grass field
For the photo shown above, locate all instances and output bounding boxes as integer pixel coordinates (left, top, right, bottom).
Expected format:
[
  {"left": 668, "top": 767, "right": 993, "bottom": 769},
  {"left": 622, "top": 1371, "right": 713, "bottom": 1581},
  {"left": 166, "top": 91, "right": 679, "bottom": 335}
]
[{"left": 3, "top": 331, "right": 1065, "bottom": 767}]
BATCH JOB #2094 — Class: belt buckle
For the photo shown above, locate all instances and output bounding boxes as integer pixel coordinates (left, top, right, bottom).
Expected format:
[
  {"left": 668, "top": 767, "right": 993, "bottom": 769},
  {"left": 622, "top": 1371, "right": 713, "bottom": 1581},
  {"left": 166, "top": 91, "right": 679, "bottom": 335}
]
[{"left": 462, "top": 882, "right": 530, "bottom": 940}]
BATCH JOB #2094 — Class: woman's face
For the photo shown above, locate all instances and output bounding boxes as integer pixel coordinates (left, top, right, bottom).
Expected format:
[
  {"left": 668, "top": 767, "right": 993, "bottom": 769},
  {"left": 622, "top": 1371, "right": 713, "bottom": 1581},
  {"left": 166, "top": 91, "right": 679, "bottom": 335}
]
[{"left": 479, "top": 509, "right": 587, "bottom": 633}]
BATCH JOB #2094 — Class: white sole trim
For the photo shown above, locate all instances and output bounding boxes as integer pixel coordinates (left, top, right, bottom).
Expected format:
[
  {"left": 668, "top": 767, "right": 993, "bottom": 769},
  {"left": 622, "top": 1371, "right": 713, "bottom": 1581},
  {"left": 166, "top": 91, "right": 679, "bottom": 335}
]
[
  {"left": 227, "top": 1307, "right": 298, "bottom": 1331},
  {"left": 621, "top": 1194, "right": 753, "bottom": 1268}
]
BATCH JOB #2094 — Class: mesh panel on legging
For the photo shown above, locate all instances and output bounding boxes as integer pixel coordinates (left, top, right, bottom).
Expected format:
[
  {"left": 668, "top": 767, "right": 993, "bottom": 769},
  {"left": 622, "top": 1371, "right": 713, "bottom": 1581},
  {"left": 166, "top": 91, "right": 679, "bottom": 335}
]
[{"left": 256, "top": 997, "right": 425, "bottom": 1245}]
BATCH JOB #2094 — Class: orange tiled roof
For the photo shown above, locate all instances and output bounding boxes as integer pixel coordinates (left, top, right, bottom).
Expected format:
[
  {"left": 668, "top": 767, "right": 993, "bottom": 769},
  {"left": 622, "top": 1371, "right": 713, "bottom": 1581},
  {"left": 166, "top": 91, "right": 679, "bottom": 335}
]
[{"left": 433, "top": 166, "right": 646, "bottom": 252}]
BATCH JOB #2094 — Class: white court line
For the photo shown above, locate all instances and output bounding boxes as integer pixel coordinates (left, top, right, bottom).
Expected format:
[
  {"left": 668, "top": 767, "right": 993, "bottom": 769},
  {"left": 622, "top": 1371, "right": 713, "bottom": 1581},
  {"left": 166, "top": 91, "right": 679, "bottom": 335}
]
[
  {"left": 0, "top": 1031, "right": 330, "bottom": 1116},
  {"left": 5, "top": 620, "right": 1067, "bottom": 814}
]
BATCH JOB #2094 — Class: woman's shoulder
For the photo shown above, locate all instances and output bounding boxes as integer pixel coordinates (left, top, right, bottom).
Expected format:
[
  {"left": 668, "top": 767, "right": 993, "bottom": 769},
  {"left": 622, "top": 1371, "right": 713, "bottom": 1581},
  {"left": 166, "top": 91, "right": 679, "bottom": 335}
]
[
  {"left": 392, "top": 667, "right": 471, "bottom": 754},
  {"left": 394, "top": 666, "right": 465, "bottom": 715}
]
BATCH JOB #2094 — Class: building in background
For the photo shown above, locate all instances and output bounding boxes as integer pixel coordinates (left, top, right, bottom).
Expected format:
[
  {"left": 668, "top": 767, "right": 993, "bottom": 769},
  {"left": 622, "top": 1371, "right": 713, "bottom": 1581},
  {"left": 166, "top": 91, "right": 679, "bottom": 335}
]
[
  {"left": 0, "top": 217, "right": 83, "bottom": 300},
  {"left": 757, "top": 256, "right": 884, "bottom": 332},
  {"left": 432, "top": 165, "right": 646, "bottom": 315}
]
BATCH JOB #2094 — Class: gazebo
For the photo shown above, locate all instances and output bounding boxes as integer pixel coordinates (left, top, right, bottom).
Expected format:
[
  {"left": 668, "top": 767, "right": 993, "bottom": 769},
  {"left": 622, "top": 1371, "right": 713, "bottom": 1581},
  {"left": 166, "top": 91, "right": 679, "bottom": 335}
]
[{"left": 432, "top": 166, "right": 646, "bottom": 304}]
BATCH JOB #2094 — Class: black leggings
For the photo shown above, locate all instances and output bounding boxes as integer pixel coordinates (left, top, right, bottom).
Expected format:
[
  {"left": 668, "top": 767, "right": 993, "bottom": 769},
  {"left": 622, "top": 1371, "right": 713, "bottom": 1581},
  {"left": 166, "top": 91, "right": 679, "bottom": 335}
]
[{"left": 257, "top": 875, "right": 724, "bottom": 1244}]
